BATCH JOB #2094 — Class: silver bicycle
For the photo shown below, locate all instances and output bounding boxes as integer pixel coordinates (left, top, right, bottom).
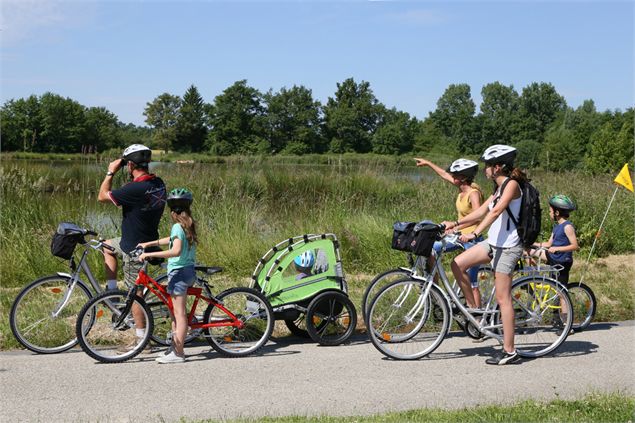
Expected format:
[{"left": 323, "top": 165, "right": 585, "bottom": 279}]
[
  {"left": 367, "top": 223, "right": 574, "bottom": 360},
  {"left": 9, "top": 223, "right": 171, "bottom": 353}
]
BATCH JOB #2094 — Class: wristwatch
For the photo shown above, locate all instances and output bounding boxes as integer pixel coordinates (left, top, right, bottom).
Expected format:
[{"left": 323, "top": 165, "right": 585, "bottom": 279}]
[{"left": 106, "top": 171, "right": 115, "bottom": 177}]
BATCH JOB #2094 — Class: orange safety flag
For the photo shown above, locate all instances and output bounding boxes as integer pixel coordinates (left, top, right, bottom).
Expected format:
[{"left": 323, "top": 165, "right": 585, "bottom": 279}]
[{"left": 614, "top": 163, "right": 634, "bottom": 192}]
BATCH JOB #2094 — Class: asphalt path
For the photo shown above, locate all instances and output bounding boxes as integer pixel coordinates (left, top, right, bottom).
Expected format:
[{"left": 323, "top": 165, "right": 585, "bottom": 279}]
[{"left": 1, "top": 321, "right": 633, "bottom": 422}]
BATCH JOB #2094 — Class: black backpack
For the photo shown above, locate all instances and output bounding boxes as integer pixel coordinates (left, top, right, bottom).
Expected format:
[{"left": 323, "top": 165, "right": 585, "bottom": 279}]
[{"left": 499, "top": 178, "right": 541, "bottom": 249}]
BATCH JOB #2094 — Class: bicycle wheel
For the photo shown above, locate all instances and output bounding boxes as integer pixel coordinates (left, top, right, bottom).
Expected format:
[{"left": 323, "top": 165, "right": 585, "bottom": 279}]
[
  {"left": 306, "top": 291, "right": 357, "bottom": 346},
  {"left": 9, "top": 276, "right": 93, "bottom": 354},
  {"left": 497, "top": 277, "right": 573, "bottom": 358},
  {"left": 476, "top": 265, "right": 496, "bottom": 308},
  {"left": 361, "top": 268, "right": 412, "bottom": 325},
  {"left": 76, "top": 290, "right": 153, "bottom": 363},
  {"left": 367, "top": 279, "right": 450, "bottom": 360},
  {"left": 145, "top": 275, "right": 205, "bottom": 346},
  {"left": 567, "top": 282, "right": 596, "bottom": 332},
  {"left": 284, "top": 314, "right": 311, "bottom": 338},
  {"left": 203, "top": 287, "right": 274, "bottom": 357}
]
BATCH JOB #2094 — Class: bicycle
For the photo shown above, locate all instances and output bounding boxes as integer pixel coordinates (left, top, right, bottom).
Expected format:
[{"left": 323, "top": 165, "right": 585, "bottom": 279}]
[
  {"left": 366, "top": 223, "right": 574, "bottom": 360},
  {"left": 361, "top": 252, "right": 495, "bottom": 340},
  {"left": 9, "top": 223, "right": 184, "bottom": 354},
  {"left": 523, "top": 247, "right": 596, "bottom": 332},
  {"left": 75, "top": 247, "right": 274, "bottom": 363}
]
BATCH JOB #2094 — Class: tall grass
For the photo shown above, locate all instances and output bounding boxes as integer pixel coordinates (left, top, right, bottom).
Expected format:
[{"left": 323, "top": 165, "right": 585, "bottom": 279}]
[
  {"left": 1, "top": 158, "right": 634, "bottom": 350},
  {"left": 1, "top": 159, "right": 633, "bottom": 288}
]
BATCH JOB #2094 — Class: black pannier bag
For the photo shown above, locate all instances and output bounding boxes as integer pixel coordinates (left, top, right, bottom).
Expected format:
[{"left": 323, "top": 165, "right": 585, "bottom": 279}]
[
  {"left": 409, "top": 222, "right": 439, "bottom": 257},
  {"left": 391, "top": 222, "right": 416, "bottom": 252},
  {"left": 50, "top": 222, "right": 85, "bottom": 260}
]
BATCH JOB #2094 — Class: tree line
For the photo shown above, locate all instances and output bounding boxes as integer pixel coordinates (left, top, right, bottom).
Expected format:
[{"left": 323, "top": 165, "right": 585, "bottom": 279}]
[{"left": 1, "top": 79, "right": 632, "bottom": 173}]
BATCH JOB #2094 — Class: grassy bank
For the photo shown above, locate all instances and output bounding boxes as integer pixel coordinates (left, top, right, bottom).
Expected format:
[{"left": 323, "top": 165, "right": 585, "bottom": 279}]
[
  {"left": 188, "top": 392, "right": 634, "bottom": 422},
  {"left": 1, "top": 158, "right": 633, "bottom": 349}
]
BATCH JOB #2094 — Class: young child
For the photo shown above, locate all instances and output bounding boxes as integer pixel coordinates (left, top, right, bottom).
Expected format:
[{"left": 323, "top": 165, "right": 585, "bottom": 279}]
[
  {"left": 293, "top": 251, "right": 314, "bottom": 281},
  {"left": 532, "top": 194, "right": 579, "bottom": 283},
  {"left": 138, "top": 188, "right": 197, "bottom": 364}
]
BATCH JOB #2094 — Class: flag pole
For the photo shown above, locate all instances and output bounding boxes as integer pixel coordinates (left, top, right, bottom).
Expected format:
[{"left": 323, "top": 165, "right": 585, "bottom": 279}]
[{"left": 578, "top": 186, "right": 620, "bottom": 285}]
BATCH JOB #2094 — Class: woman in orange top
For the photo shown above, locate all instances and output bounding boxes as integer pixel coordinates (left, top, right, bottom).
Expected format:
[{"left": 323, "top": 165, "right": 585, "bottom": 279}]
[{"left": 414, "top": 158, "right": 485, "bottom": 306}]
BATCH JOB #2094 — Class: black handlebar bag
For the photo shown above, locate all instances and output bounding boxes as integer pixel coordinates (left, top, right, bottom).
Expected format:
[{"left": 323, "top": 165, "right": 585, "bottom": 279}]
[
  {"left": 50, "top": 222, "right": 85, "bottom": 259},
  {"left": 391, "top": 222, "right": 416, "bottom": 252}
]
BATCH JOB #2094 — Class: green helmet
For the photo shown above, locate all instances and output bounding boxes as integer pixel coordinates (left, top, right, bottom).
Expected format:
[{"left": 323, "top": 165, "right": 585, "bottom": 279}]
[
  {"left": 167, "top": 188, "right": 193, "bottom": 211},
  {"left": 549, "top": 194, "right": 576, "bottom": 212}
]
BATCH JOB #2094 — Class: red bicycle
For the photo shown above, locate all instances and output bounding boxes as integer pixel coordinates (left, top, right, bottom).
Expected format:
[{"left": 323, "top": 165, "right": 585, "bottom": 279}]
[{"left": 75, "top": 248, "right": 274, "bottom": 363}]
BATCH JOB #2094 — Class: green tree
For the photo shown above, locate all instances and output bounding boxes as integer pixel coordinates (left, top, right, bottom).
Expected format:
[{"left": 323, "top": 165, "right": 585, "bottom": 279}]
[
  {"left": 515, "top": 82, "right": 566, "bottom": 144},
  {"left": 206, "top": 80, "right": 266, "bottom": 155},
  {"left": 372, "top": 108, "right": 416, "bottom": 154},
  {"left": 585, "top": 113, "right": 635, "bottom": 173},
  {"left": 541, "top": 125, "right": 583, "bottom": 171},
  {"left": 0, "top": 95, "right": 42, "bottom": 151},
  {"left": 264, "top": 85, "right": 324, "bottom": 154},
  {"left": 514, "top": 139, "right": 542, "bottom": 168},
  {"left": 323, "top": 78, "right": 381, "bottom": 153},
  {"left": 429, "top": 84, "right": 477, "bottom": 153},
  {"left": 84, "top": 107, "right": 119, "bottom": 152},
  {"left": 412, "top": 118, "right": 457, "bottom": 155},
  {"left": 38, "top": 93, "right": 86, "bottom": 153},
  {"left": 144, "top": 93, "right": 181, "bottom": 152},
  {"left": 479, "top": 82, "right": 520, "bottom": 150},
  {"left": 174, "top": 85, "right": 207, "bottom": 152}
]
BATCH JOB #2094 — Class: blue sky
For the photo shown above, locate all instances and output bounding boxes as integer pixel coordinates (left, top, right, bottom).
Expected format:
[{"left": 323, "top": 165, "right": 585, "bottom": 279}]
[{"left": 1, "top": 1, "right": 633, "bottom": 126}]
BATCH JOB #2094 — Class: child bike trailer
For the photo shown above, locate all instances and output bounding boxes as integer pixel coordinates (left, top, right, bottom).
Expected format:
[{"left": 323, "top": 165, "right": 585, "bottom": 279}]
[{"left": 250, "top": 234, "right": 357, "bottom": 346}]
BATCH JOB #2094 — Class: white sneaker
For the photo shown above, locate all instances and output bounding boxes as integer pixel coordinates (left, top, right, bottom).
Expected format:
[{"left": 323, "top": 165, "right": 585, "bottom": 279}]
[{"left": 156, "top": 351, "right": 185, "bottom": 364}]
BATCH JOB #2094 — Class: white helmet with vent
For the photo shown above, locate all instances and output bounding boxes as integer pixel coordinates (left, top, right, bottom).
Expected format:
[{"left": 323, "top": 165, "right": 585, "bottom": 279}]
[
  {"left": 480, "top": 144, "right": 517, "bottom": 166},
  {"left": 447, "top": 159, "right": 478, "bottom": 178}
]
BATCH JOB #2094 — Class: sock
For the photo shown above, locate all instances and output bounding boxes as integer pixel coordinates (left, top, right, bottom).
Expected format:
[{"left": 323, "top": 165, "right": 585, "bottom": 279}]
[
  {"left": 136, "top": 328, "right": 146, "bottom": 338},
  {"left": 106, "top": 279, "right": 117, "bottom": 290}
]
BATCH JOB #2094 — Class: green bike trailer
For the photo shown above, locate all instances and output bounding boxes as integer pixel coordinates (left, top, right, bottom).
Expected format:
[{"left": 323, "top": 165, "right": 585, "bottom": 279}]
[{"left": 250, "top": 234, "right": 357, "bottom": 346}]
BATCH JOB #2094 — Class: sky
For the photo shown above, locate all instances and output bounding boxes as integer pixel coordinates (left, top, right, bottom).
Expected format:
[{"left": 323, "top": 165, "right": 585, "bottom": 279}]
[{"left": 1, "top": 0, "right": 633, "bottom": 126}]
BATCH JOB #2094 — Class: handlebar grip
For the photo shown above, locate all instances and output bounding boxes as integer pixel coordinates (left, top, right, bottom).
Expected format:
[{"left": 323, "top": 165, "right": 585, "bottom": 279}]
[{"left": 102, "top": 243, "right": 116, "bottom": 252}]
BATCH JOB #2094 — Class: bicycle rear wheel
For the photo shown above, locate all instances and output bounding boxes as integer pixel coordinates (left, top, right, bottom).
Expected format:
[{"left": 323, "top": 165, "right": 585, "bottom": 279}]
[
  {"left": 203, "top": 287, "right": 274, "bottom": 357},
  {"left": 367, "top": 279, "right": 450, "bottom": 360},
  {"left": 76, "top": 290, "right": 153, "bottom": 363},
  {"left": 10, "top": 276, "right": 92, "bottom": 354},
  {"left": 567, "top": 282, "right": 596, "bottom": 332},
  {"left": 498, "top": 277, "right": 573, "bottom": 358}
]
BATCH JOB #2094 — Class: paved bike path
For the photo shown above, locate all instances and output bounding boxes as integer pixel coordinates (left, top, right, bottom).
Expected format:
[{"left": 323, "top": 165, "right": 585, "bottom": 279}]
[{"left": 1, "top": 321, "right": 633, "bottom": 422}]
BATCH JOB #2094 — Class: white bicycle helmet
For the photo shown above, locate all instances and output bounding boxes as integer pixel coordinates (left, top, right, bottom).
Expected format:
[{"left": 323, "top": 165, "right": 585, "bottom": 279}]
[
  {"left": 480, "top": 144, "right": 517, "bottom": 166},
  {"left": 294, "top": 251, "right": 315, "bottom": 268},
  {"left": 447, "top": 158, "right": 479, "bottom": 178},
  {"left": 122, "top": 144, "right": 151, "bottom": 165}
]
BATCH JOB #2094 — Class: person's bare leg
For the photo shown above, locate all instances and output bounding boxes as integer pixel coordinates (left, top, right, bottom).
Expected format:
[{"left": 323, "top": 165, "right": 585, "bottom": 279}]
[
  {"left": 103, "top": 240, "right": 118, "bottom": 281},
  {"left": 494, "top": 272, "right": 514, "bottom": 353},
  {"left": 171, "top": 295, "right": 187, "bottom": 357},
  {"left": 451, "top": 246, "right": 490, "bottom": 308}
]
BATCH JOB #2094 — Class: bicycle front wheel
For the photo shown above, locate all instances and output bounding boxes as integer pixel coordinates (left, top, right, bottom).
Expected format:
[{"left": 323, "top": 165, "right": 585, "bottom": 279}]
[
  {"left": 361, "top": 268, "right": 412, "bottom": 325},
  {"left": 367, "top": 279, "right": 450, "bottom": 360},
  {"left": 76, "top": 290, "right": 153, "bottom": 363},
  {"left": 203, "top": 287, "right": 274, "bottom": 357},
  {"left": 10, "top": 276, "right": 92, "bottom": 354},
  {"left": 499, "top": 277, "right": 573, "bottom": 358},
  {"left": 567, "top": 282, "right": 596, "bottom": 332}
]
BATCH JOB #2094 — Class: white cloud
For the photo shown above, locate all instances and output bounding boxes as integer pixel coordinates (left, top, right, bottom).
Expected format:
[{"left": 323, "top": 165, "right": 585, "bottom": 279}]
[
  {"left": 388, "top": 9, "right": 448, "bottom": 25},
  {"left": 0, "top": 0, "right": 94, "bottom": 45}
]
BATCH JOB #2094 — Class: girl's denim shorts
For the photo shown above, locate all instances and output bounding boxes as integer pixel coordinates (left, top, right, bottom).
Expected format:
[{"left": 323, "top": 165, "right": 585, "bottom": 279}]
[{"left": 167, "top": 266, "right": 196, "bottom": 296}]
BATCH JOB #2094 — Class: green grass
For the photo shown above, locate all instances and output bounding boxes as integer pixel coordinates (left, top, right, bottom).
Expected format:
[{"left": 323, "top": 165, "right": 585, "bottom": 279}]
[
  {"left": 180, "top": 392, "right": 634, "bottom": 422},
  {"left": 1, "top": 157, "right": 634, "bottom": 350}
]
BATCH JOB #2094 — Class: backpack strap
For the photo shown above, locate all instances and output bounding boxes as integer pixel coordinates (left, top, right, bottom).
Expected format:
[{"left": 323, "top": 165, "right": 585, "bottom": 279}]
[{"left": 498, "top": 178, "right": 520, "bottom": 229}]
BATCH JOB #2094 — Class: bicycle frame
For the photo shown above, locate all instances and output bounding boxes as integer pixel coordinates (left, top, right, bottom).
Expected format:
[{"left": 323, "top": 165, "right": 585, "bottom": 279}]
[
  {"left": 408, "top": 234, "right": 504, "bottom": 342},
  {"left": 131, "top": 266, "right": 245, "bottom": 332},
  {"left": 51, "top": 244, "right": 106, "bottom": 318}
]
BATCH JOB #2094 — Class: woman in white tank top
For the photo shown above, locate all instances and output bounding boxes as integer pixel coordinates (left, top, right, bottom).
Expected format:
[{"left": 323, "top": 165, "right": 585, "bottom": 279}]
[{"left": 442, "top": 144, "right": 527, "bottom": 365}]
